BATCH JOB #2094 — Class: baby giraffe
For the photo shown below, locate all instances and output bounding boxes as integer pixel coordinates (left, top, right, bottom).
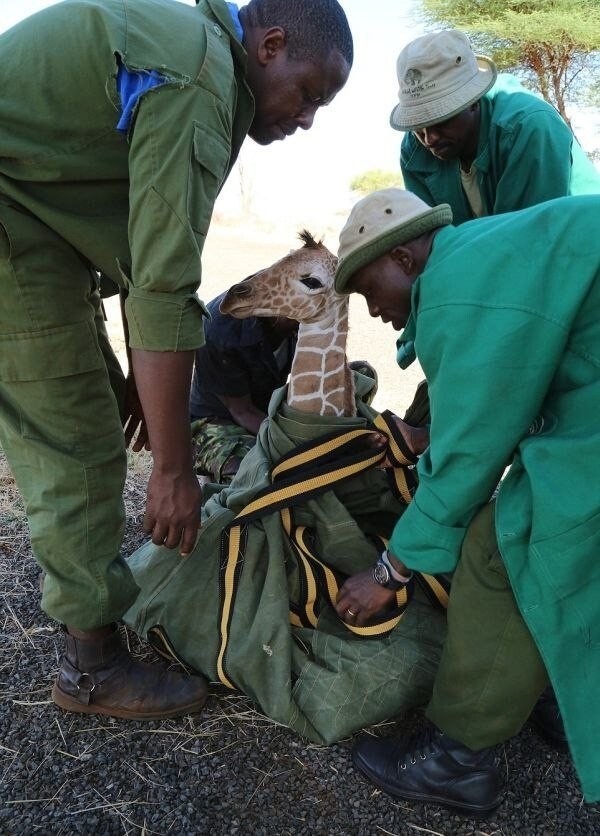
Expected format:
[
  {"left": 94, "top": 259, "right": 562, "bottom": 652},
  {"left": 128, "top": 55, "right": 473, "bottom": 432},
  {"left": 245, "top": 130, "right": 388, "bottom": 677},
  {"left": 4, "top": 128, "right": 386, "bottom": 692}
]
[{"left": 220, "top": 231, "right": 356, "bottom": 417}]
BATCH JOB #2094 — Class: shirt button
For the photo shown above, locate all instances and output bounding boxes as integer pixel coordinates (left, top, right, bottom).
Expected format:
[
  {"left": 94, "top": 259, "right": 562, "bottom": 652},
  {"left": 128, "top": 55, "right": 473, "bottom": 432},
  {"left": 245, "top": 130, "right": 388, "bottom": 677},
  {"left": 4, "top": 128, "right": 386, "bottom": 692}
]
[{"left": 213, "top": 24, "right": 222, "bottom": 36}]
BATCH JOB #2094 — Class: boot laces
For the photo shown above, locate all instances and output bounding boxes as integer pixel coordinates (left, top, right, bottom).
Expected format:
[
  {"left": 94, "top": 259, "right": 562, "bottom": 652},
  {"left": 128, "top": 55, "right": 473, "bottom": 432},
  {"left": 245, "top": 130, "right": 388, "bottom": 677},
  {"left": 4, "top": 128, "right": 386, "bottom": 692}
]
[{"left": 399, "top": 722, "right": 440, "bottom": 769}]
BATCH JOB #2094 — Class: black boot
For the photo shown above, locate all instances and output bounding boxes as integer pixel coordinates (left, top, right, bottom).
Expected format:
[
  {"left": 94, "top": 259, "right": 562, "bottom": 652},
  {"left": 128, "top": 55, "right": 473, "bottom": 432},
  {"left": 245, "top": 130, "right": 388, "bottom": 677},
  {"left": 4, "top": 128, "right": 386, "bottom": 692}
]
[
  {"left": 352, "top": 722, "right": 502, "bottom": 815},
  {"left": 52, "top": 625, "right": 208, "bottom": 720},
  {"left": 529, "top": 686, "right": 568, "bottom": 750}
]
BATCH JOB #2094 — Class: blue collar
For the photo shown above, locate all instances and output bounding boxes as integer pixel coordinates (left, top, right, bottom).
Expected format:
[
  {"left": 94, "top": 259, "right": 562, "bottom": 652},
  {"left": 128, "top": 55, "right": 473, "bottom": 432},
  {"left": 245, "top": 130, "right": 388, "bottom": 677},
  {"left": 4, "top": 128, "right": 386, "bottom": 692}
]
[{"left": 226, "top": 3, "right": 243, "bottom": 41}]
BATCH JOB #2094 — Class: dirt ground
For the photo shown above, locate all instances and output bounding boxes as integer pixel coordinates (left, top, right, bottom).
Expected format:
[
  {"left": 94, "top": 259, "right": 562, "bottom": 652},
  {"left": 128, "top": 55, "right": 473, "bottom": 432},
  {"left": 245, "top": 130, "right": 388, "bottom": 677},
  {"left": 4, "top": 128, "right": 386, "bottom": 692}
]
[{"left": 2, "top": 223, "right": 598, "bottom": 834}]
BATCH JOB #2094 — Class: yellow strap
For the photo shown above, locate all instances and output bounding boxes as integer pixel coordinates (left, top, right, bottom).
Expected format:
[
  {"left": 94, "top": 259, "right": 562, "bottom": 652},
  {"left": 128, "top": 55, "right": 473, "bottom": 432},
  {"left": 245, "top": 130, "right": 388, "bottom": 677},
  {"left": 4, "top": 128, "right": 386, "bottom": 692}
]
[
  {"left": 416, "top": 572, "right": 450, "bottom": 609},
  {"left": 215, "top": 414, "right": 445, "bottom": 687},
  {"left": 373, "top": 410, "right": 418, "bottom": 466},
  {"left": 289, "top": 523, "right": 411, "bottom": 638},
  {"left": 271, "top": 428, "right": 374, "bottom": 479},
  {"left": 216, "top": 525, "right": 244, "bottom": 690}
]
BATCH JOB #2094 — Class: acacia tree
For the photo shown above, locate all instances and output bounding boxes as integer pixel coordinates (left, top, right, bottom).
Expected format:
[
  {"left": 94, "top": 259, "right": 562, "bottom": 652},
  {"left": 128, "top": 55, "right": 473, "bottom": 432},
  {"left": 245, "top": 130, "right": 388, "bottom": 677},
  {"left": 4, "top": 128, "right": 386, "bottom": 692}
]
[
  {"left": 350, "top": 170, "right": 404, "bottom": 194},
  {"left": 422, "top": 0, "right": 600, "bottom": 128}
]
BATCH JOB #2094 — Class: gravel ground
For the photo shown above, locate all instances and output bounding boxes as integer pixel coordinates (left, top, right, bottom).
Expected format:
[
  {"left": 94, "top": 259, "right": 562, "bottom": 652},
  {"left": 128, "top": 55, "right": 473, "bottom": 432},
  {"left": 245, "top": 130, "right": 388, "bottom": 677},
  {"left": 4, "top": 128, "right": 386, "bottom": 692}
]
[
  {"left": 1, "top": 451, "right": 599, "bottom": 836},
  {"left": 2, "top": 228, "right": 599, "bottom": 834}
]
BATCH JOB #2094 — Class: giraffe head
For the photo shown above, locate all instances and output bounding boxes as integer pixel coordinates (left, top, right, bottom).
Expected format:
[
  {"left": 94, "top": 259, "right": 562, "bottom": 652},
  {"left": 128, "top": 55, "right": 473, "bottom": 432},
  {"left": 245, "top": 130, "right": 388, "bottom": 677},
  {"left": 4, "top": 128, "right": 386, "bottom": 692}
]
[
  {"left": 220, "top": 231, "right": 339, "bottom": 324},
  {"left": 221, "top": 231, "right": 356, "bottom": 417}
]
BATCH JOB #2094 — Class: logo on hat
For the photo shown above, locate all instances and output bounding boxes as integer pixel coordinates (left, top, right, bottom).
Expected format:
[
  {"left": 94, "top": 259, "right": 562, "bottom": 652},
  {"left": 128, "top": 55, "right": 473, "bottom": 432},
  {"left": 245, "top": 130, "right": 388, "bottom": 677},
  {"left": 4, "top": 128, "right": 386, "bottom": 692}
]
[{"left": 404, "top": 68, "right": 422, "bottom": 86}]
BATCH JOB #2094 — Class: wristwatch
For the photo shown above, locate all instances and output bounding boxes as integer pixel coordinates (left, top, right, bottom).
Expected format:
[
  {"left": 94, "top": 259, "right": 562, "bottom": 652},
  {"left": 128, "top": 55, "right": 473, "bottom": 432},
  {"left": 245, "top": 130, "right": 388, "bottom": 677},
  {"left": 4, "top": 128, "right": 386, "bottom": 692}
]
[{"left": 372, "top": 557, "right": 406, "bottom": 591}]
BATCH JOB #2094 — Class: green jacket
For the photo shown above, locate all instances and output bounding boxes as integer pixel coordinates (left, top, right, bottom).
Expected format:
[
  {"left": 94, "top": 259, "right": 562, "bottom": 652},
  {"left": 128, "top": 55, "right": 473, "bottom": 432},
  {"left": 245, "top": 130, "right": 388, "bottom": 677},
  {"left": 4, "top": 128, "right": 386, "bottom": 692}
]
[
  {"left": 0, "top": 0, "right": 254, "bottom": 351},
  {"left": 391, "top": 195, "right": 600, "bottom": 800},
  {"left": 124, "top": 387, "right": 447, "bottom": 744},
  {"left": 401, "top": 74, "right": 600, "bottom": 225}
]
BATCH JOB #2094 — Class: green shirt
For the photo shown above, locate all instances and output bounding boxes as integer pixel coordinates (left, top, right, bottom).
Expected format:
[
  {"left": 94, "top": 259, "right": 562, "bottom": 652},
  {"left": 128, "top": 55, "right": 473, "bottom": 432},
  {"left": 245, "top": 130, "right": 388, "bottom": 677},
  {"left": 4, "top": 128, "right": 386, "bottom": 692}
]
[
  {"left": 0, "top": 0, "right": 254, "bottom": 351},
  {"left": 401, "top": 74, "right": 600, "bottom": 225},
  {"left": 390, "top": 196, "right": 600, "bottom": 800}
]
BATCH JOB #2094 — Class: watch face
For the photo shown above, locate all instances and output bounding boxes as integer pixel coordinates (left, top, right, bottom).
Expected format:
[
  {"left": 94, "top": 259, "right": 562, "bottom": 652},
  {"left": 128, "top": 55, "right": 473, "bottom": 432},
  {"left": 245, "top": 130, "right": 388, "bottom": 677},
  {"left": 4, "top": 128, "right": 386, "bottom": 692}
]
[{"left": 373, "top": 561, "right": 390, "bottom": 586}]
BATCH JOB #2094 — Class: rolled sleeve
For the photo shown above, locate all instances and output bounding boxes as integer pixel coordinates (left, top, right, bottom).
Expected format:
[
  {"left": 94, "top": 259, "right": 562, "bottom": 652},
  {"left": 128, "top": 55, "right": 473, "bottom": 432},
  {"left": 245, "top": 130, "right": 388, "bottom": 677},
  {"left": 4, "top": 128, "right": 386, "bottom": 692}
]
[
  {"left": 389, "top": 497, "right": 468, "bottom": 574},
  {"left": 125, "top": 287, "right": 207, "bottom": 352}
]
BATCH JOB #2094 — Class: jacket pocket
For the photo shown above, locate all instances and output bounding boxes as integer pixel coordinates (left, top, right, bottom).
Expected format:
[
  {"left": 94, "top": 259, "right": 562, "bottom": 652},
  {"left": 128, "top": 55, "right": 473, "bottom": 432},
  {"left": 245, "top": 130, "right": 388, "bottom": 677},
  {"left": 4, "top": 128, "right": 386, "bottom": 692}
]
[
  {"left": 531, "top": 510, "right": 600, "bottom": 646},
  {"left": 0, "top": 320, "right": 104, "bottom": 382},
  {"left": 187, "top": 122, "right": 230, "bottom": 235}
]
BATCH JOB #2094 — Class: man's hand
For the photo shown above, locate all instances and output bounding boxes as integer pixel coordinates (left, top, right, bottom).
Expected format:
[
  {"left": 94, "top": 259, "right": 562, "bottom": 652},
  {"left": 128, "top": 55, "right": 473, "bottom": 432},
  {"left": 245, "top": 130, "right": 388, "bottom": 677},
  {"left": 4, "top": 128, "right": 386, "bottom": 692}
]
[
  {"left": 377, "top": 415, "right": 430, "bottom": 468},
  {"left": 143, "top": 465, "right": 202, "bottom": 556},
  {"left": 335, "top": 569, "right": 397, "bottom": 626},
  {"left": 123, "top": 373, "right": 150, "bottom": 451},
  {"left": 398, "top": 416, "right": 429, "bottom": 456},
  {"left": 131, "top": 348, "right": 202, "bottom": 556}
]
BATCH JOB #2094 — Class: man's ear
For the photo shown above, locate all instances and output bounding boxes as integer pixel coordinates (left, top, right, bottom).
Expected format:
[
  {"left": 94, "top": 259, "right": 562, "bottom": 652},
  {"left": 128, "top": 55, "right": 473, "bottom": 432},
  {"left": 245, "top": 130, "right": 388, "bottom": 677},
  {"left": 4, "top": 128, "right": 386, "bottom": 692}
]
[
  {"left": 389, "top": 245, "right": 416, "bottom": 274},
  {"left": 256, "top": 27, "right": 287, "bottom": 66}
]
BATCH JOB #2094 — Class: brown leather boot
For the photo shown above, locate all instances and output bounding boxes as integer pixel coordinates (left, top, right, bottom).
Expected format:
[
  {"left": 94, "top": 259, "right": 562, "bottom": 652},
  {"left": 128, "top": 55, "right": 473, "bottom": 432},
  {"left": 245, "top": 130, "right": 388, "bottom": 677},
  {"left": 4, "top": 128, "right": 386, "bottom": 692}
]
[{"left": 51, "top": 625, "right": 208, "bottom": 720}]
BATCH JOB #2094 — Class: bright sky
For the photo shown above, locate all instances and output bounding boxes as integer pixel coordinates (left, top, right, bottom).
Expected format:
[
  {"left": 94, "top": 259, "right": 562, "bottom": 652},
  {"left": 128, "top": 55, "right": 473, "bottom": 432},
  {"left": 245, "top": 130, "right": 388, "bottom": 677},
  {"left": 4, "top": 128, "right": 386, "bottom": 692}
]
[
  {"left": 0, "top": 0, "right": 427, "bottom": 234},
  {"left": 1, "top": 0, "right": 598, "bottom": 237}
]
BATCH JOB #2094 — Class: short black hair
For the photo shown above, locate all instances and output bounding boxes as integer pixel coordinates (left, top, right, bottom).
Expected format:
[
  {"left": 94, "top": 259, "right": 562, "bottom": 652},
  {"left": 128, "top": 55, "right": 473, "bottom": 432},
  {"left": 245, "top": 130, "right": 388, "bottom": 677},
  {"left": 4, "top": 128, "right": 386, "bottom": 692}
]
[{"left": 244, "top": 0, "right": 353, "bottom": 67}]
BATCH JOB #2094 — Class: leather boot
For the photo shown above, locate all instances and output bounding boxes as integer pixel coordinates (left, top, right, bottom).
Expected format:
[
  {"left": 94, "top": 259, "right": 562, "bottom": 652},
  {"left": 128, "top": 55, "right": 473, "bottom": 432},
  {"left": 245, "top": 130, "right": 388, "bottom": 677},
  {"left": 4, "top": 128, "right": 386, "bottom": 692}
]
[
  {"left": 529, "top": 686, "right": 568, "bottom": 750},
  {"left": 52, "top": 625, "right": 208, "bottom": 720},
  {"left": 352, "top": 722, "right": 502, "bottom": 815}
]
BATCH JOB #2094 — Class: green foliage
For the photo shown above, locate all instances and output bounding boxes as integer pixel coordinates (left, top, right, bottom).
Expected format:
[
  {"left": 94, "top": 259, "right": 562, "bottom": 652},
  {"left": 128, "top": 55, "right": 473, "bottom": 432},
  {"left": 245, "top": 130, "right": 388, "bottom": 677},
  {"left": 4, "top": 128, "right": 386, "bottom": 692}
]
[
  {"left": 350, "top": 169, "right": 404, "bottom": 194},
  {"left": 422, "top": 0, "right": 600, "bottom": 124},
  {"left": 587, "top": 79, "right": 600, "bottom": 108}
]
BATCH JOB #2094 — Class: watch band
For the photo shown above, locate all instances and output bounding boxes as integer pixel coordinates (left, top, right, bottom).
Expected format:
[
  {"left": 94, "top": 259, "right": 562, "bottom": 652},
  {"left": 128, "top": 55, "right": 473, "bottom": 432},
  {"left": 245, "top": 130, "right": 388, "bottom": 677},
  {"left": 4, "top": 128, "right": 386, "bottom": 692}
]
[{"left": 380, "top": 549, "right": 413, "bottom": 584}]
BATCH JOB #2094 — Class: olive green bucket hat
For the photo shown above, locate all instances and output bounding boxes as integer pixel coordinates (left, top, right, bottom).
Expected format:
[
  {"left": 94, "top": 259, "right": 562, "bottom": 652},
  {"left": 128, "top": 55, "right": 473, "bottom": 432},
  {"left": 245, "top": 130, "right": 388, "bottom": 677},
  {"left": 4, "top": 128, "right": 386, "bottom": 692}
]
[
  {"left": 335, "top": 189, "right": 452, "bottom": 293},
  {"left": 390, "top": 30, "right": 497, "bottom": 131}
]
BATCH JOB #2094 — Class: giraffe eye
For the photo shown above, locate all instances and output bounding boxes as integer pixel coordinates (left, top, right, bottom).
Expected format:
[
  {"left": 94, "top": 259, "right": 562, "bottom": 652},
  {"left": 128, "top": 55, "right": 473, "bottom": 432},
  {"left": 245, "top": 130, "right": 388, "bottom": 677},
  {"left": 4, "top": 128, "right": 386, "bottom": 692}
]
[{"left": 300, "top": 276, "right": 323, "bottom": 290}]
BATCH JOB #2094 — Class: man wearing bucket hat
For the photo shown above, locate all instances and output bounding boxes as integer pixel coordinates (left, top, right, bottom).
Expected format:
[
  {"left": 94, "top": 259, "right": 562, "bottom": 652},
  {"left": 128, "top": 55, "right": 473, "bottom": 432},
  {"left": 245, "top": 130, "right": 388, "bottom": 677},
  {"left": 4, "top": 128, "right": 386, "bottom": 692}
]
[
  {"left": 333, "top": 188, "right": 600, "bottom": 814},
  {"left": 391, "top": 28, "right": 598, "bottom": 750},
  {"left": 392, "top": 30, "right": 600, "bottom": 225}
]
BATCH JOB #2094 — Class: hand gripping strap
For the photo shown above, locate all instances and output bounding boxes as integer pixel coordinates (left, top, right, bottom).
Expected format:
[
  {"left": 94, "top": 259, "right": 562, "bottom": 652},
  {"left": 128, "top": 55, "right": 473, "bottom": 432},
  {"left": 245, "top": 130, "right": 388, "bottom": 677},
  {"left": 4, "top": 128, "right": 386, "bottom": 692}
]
[{"left": 214, "top": 416, "right": 446, "bottom": 688}]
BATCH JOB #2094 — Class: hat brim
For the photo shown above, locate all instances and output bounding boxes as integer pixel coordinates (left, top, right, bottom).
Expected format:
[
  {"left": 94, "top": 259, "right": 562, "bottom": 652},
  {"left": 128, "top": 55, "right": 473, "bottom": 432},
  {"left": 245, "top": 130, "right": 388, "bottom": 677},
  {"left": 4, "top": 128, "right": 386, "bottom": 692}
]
[
  {"left": 335, "top": 204, "right": 453, "bottom": 294},
  {"left": 390, "top": 56, "right": 497, "bottom": 132}
]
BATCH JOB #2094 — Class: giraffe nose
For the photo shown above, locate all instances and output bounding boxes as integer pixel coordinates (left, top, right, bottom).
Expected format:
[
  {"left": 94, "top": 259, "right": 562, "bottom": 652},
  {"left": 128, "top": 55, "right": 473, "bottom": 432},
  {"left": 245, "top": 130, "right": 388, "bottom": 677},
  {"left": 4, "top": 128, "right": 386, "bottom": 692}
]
[{"left": 229, "top": 282, "right": 253, "bottom": 297}]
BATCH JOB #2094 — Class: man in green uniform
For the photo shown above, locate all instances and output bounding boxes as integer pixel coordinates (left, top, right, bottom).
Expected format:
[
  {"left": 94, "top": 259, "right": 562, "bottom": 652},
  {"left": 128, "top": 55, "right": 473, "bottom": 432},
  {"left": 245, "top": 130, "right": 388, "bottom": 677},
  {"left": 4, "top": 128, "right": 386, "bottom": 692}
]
[
  {"left": 390, "top": 29, "right": 599, "bottom": 745},
  {"left": 333, "top": 188, "right": 600, "bottom": 813},
  {"left": 0, "top": 0, "right": 352, "bottom": 719},
  {"left": 392, "top": 29, "right": 600, "bottom": 223}
]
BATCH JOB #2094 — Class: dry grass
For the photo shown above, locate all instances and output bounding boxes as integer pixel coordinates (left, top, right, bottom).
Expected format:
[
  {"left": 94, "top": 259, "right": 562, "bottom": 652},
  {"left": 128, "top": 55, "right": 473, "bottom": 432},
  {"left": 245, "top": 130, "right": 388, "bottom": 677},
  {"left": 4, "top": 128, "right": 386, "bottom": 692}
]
[
  {"left": 0, "top": 443, "right": 312, "bottom": 833},
  {"left": 2, "top": 441, "right": 590, "bottom": 835},
  {"left": 1, "top": 223, "right": 592, "bottom": 834}
]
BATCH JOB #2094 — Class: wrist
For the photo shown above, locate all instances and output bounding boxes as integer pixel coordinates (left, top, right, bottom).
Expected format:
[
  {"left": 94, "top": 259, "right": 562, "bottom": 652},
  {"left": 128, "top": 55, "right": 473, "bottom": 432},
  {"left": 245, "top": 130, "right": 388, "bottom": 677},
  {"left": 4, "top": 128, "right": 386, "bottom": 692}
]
[
  {"left": 381, "top": 549, "right": 412, "bottom": 583},
  {"left": 152, "top": 452, "right": 195, "bottom": 477}
]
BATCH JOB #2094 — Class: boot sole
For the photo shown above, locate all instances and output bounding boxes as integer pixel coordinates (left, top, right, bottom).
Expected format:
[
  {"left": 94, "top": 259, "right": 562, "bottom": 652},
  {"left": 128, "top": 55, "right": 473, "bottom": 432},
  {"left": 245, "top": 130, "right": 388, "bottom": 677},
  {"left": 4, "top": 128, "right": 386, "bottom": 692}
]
[
  {"left": 352, "top": 749, "right": 502, "bottom": 817},
  {"left": 51, "top": 682, "right": 208, "bottom": 721}
]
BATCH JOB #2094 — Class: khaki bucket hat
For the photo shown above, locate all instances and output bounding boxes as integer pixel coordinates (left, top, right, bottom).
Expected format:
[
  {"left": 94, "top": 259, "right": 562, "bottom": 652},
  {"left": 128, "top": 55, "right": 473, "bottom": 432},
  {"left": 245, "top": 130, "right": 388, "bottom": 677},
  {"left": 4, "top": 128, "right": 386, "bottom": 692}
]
[
  {"left": 335, "top": 188, "right": 452, "bottom": 293},
  {"left": 390, "top": 30, "right": 497, "bottom": 131}
]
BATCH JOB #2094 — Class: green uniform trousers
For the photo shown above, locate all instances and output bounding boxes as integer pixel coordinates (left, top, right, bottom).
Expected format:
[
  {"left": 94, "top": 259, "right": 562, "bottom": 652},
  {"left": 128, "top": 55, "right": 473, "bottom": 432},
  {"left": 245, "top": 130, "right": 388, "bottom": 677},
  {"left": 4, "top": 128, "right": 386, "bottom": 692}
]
[
  {"left": 0, "top": 200, "right": 139, "bottom": 629},
  {"left": 426, "top": 502, "right": 549, "bottom": 748}
]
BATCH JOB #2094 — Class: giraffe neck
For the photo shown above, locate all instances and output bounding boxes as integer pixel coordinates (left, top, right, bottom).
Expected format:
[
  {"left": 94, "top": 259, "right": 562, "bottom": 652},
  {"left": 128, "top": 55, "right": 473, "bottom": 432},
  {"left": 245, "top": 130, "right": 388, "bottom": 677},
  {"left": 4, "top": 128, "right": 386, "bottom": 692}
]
[{"left": 287, "top": 299, "right": 355, "bottom": 417}]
